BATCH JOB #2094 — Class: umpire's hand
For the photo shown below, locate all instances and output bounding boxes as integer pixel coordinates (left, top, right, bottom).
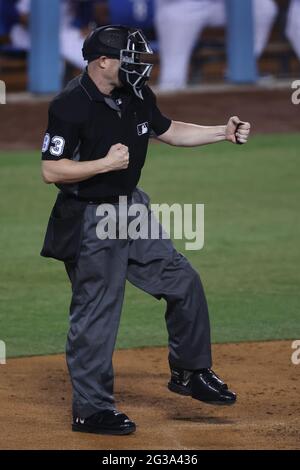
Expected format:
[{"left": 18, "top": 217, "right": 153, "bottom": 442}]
[
  {"left": 105, "top": 144, "right": 130, "bottom": 171},
  {"left": 226, "top": 116, "right": 251, "bottom": 145}
]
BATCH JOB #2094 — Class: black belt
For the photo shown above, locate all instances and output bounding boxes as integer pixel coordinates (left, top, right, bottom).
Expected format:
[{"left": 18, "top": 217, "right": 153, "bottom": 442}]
[{"left": 63, "top": 193, "right": 133, "bottom": 205}]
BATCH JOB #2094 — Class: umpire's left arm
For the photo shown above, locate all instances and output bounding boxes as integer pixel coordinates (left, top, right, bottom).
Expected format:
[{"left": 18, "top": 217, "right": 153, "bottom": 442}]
[{"left": 157, "top": 116, "right": 251, "bottom": 146}]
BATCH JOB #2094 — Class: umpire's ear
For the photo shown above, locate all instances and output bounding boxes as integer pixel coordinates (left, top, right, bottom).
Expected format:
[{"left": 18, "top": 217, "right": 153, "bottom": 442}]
[{"left": 98, "top": 56, "right": 116, "bottom": 70}]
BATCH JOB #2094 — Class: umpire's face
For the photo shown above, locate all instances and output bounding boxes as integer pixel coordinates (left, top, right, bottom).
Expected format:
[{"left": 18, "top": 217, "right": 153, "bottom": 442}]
[{"left": 98, "top": 56, "right": 122, "bottom": 89}]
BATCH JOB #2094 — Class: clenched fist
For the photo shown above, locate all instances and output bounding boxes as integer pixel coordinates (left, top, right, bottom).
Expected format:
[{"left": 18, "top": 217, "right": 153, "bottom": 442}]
[
  {"left": 105, "top": 143, "right": 130, "bottom": 171},
  {"left": 226, "top": 116, "right": 251, "bottom": 145}
]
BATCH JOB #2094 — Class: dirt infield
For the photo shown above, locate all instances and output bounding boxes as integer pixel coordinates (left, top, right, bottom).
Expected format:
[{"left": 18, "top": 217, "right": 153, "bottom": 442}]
[
  {"left": 0, "top": 341, "right": 299, "bottom": 450},
  {"left": 0, "top": 88, "right": 299, "bottom": 150}
]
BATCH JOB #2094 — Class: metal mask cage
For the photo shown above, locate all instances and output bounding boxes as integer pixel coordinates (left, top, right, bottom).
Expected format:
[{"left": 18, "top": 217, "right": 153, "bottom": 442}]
[{"left": 119, "top": 30, "right": 154, "bottom": 99}]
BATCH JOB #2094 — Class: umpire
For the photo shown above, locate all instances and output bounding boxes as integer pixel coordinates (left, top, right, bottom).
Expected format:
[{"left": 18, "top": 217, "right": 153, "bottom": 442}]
[{"left": 41, "top": 25, "right": 251, "bottom": 436}]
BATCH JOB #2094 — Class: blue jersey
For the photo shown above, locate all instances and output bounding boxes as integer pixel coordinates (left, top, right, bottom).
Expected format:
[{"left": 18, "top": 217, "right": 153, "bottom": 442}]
[
  {"left": 71, "top": 0, "right": 96, "bottom": 29},
  {"left": 0, "top": 0, "right": 20, "bottom": 35}
]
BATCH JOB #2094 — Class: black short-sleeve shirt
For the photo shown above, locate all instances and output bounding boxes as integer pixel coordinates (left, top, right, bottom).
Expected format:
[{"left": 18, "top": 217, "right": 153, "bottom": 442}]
[{"left": 42, "top": 71, "right": 172, "bottom": 199}]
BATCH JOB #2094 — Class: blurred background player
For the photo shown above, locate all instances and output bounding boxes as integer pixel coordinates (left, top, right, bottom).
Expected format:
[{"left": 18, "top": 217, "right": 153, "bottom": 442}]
[
  {"left": 286, "top": 0, "right": 300, "bottom": 60},
  {"left": 9, "top": 0, "right": 108, "bottom": 70},
  {"left": 0, "top": 0, "right": 24, "bottom": 46},
  {"left": 155, "top": 0, "right": 279, "bottom": 90}
]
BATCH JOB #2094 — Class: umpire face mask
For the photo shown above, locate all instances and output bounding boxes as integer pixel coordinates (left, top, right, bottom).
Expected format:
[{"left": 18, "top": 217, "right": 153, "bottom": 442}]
[
  {"left": 118, "top": 29, "right": 154, "bottom": 99},
  {"left": 83, "top": 26, "right": 154, "bottom": 100}
]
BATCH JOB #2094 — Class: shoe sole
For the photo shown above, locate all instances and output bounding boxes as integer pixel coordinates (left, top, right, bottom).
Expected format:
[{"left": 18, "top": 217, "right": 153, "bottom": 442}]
[
  {"left": 168, "top": 382, "right": 236, "bottom": 406},
  {"left": 72, "top": 424, "right": 136, "bottom": 436}
]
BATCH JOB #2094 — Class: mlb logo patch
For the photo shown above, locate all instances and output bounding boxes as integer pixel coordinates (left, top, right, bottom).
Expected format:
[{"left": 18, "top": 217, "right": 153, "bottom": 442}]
[{"left": 137, "top": 122, "right": 149, "bottom": 136}]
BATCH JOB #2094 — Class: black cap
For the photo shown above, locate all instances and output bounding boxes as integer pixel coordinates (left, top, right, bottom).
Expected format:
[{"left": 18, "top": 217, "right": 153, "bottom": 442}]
[{"left": 82, "top": 25, "right": 130, "bottom": 63}]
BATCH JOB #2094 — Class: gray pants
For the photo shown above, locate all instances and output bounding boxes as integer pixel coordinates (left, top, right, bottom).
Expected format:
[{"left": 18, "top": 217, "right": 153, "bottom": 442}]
[{"left": 65, "top": 188, "right": 212, "bottom": 418}]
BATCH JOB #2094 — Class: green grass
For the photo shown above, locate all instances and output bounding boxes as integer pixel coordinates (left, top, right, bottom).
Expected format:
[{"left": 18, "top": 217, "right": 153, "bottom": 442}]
[{"left": 0, "top": 134, "right": 299, "bottom": 357}]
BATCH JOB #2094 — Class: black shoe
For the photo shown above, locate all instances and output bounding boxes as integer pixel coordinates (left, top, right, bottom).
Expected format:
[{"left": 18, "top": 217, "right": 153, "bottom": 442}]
[
  {"left": 72, "top": 410, "right": 136, "bottom": 435},
  {"left": 168, "top": 367, "right": 236, "bottom": 406}
]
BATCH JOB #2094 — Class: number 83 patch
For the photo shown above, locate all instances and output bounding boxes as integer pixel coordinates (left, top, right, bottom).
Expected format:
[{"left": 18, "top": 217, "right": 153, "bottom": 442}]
[{"left": 42, "top": 133, "right": 66, "bottom": 157}]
